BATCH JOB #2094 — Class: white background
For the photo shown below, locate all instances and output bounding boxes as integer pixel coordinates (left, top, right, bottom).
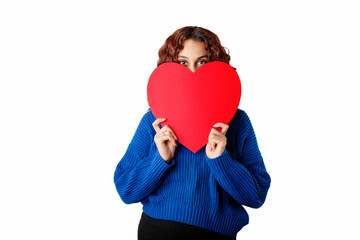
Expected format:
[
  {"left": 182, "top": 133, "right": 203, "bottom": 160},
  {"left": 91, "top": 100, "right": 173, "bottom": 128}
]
[{"left": 1, "top": 0, "right": 359, "bottom": 239}]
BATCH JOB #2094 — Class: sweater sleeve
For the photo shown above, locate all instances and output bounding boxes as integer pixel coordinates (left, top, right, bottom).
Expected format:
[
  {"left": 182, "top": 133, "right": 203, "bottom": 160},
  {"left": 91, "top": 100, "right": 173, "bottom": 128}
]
[
  {"left": 114, "top": 112, "right": 174, "bottom": 204},
  {"left": 206, "top": 111, "right": 271, "bottom": 208}
]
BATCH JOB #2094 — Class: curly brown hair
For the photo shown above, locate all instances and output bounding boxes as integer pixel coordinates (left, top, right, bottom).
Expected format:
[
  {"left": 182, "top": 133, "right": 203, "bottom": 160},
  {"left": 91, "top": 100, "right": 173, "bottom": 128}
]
[{"left": 157, "top": 26, "right": 231, "bottom": 66}]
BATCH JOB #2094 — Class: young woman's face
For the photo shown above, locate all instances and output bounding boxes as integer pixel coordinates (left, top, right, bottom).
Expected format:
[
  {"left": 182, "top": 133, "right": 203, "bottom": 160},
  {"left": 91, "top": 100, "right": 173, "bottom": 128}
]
[{"left": 177, "top": 39, "right": 208, "bottom": 72}]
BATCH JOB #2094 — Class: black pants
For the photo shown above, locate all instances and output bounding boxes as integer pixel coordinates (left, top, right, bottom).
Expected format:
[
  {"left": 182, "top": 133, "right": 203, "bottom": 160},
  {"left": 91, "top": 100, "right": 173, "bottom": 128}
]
[{"left": 138, "top": 212, "right": 236, "bottom": 240}]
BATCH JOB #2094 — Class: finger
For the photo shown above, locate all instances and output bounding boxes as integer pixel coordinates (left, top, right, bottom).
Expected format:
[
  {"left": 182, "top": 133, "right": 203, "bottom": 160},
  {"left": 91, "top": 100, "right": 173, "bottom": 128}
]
[
  {"left": 208, "top": 129, "right": 215, "bottom": 143},
  {"left": 207, "top": 133, "right": 215, "bottom": 152},
  {"left": 208, "top": 129, "right": 221, "bottom": 147},
  {"left": 213, "top": 123, "right": 229, "bottom": 134},
  {"left": 210, "top": 129, "right": 228, "bottom": 145},
  {"left": 164, "top": 131, "right": 177, "bottom": 143},
  {"left": 211, "top": 138, "right": 216, "bottom": 152},
  {"left": 152, "top": 118, "right": 167, "bottom": 133},
  {"left": 161, "top": 125, "right": 178, "bottom": 141},
  {"left": 209, "top": 128, "right": 222, "bottom": 138},
  {"left": 170, "top": 130, "right": 178, "bottom": 142},
  {"left": 207, "top": 140, "right": 213, "bottom": 152},
  {"left": 157, "top": 133, "right": 177, "bottom": 147}
]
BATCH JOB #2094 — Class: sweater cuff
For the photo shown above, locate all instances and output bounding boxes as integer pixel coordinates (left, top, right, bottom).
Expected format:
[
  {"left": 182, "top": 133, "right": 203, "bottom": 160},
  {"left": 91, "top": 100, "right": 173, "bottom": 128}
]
[
  {"left": 206, "top": 148, "right": 237, "bottom": 176},
  {"left": 152, "top": 148, "right": 175, "bottom": 171}
]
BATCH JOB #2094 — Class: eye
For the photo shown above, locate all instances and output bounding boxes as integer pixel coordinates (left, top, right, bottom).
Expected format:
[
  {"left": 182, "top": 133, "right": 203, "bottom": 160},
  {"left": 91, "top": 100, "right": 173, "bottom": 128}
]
[
  {"left": 178, "top": 60, "right": 187, "bottom": 65},
  {"left": 198, "top": 60, "right": 207, "bottom": 65}
]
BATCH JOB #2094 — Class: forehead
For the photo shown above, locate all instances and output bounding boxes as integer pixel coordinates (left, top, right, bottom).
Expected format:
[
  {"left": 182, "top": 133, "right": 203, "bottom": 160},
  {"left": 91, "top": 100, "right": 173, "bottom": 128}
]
[{"left": 178, "top": 39, "right": 207, "bottom": 57}]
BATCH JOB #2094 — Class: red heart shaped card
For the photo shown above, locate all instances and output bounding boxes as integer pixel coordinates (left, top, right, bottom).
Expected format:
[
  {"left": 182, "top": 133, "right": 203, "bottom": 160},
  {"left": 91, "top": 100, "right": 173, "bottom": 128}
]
[{"left": 147, "top": 61, "right": 241, "bottom": 153}]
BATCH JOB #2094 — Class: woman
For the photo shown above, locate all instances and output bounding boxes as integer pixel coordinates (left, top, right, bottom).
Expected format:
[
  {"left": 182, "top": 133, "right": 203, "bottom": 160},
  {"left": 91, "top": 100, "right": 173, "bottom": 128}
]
[{"left": 114, "top": 26, "right": 271, "bottom": 240}]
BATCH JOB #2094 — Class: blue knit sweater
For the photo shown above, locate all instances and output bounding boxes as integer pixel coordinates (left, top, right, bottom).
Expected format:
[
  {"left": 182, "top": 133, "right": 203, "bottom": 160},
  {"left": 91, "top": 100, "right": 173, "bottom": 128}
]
[{"left": 114, "top": 109, "right": 271, "bottom": 237}]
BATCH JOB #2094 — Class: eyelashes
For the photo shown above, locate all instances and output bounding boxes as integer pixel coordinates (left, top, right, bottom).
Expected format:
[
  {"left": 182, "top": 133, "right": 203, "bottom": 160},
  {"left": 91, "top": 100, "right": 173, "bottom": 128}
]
[{"left": 177, "top": 60, "right": 208, "bottom": 66}]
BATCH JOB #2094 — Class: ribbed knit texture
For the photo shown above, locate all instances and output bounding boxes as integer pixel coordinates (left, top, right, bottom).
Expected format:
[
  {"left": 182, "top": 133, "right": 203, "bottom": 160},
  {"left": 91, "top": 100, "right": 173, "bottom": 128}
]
[{"left": 114, "top": 109, "right": 271, "bottom": 237}]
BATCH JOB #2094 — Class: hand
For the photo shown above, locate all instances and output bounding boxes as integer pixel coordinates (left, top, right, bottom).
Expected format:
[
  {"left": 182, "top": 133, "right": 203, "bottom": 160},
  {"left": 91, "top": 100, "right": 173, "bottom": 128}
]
[
  {"left": 152, "top": 118, "right": 178, "bottom": 163},
  {"left": 206, "top": 123, "right": 229, "bottom": 159}
]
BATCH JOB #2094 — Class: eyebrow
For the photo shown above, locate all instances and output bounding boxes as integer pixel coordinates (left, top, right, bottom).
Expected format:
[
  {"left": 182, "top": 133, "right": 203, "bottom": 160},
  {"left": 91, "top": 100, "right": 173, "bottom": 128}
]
[{"left": 178, "top": 55, "right": 208, "bottom": 60}]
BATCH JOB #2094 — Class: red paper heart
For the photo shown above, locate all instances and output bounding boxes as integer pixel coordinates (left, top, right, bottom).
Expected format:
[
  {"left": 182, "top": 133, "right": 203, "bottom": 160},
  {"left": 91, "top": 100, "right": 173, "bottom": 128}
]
[{"left": 147, "top": 61, "right": 241, "bottom": 153}]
